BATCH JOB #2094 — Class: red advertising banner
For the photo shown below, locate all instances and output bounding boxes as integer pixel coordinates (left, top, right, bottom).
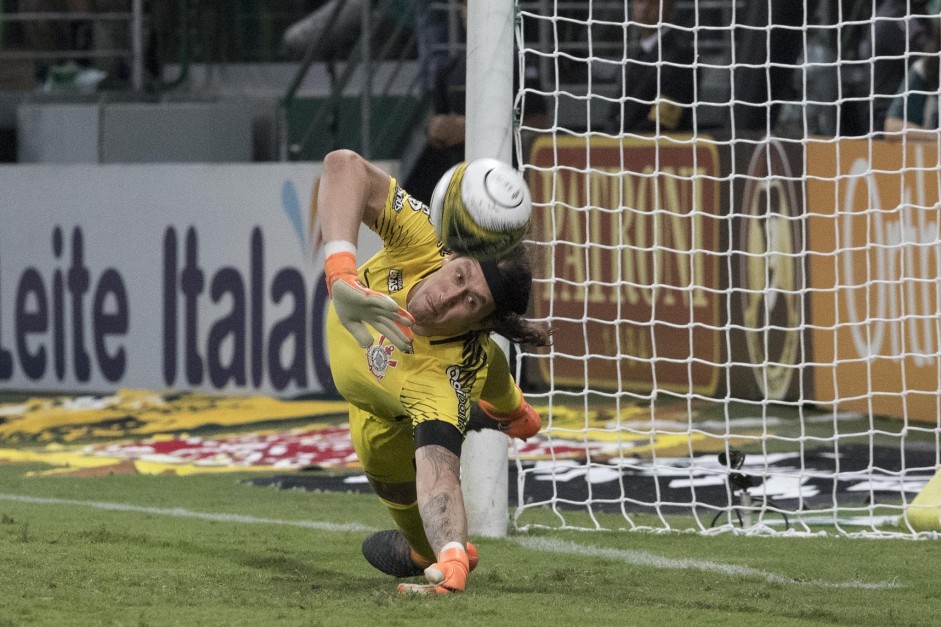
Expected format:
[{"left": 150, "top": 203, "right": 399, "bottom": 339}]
[
  {"left": 807, "top": 139, "right": 941, "bottom": 422},
  {"left": 527, "top": 135, "right": 722, "bottom": 394}
]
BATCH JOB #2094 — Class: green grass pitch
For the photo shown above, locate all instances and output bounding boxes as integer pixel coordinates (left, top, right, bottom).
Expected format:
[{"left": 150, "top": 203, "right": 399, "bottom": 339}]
[{"left": 1, "top": 463, "right": 939, "bottom": 626}]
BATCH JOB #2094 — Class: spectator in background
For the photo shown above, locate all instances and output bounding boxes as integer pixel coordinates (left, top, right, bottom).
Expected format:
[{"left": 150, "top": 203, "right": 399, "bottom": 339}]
[
  {"left": 731, "top": 0, "right": 805, "bottom": 134},
  {"left": 18, "top": 0, "right": 91, "bottom": 82},
  {"left": 407, "top": 0, "right": 452, "bottom": 95},
  {"left": 859, "top": 0, "right": 940, "bottom": 134},
  {"left": 603, "top": 0, "right": 696, "bottom": 135},
  {"left": 401, "top": 0, "right": 547, "bottom": 205},
  {"left": 17, "top": 0, "right": 129, "bottom": 88},
  {"left": 883, "top": 15, "right": 941, "bottom": 142},
  {"left": 280, "top": 0, "right": 413, "bottom": 62},
  {"left": 281, "top": 0, "right": 364, "bottom": 60},
  {"left": 400, "top": 45, "right": 467, "bottom": 204}
]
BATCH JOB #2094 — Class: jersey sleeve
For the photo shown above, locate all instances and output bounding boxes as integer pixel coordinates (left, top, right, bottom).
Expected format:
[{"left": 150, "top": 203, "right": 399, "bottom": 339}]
[
  {"left": 478, "top": 340, "right": 522, "bottom": 411},
  {"left": 370, "top": 178, "right": 441, "bottom": 258}
]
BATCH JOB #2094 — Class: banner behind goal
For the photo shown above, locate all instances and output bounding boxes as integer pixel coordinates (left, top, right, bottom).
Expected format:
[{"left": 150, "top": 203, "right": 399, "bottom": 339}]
[{"left": 510, "top": 0, "right": 941, "bottom": 537}]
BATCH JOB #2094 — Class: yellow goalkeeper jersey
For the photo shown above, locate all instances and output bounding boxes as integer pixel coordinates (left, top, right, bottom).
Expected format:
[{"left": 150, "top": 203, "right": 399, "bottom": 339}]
[{"left": 326, "top": 178, "right": 491, "bottom": 434}]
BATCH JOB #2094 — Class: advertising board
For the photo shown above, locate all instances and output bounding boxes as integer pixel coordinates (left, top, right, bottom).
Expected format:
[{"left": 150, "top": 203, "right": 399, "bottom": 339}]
[{"left": 0, "top": 163, "right": 382, "bottom": 396}]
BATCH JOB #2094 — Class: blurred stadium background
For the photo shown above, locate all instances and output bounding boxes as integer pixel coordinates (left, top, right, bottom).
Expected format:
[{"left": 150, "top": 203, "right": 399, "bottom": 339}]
[{"left": 1, "top": 0, "right": 941, "bottom": 542}]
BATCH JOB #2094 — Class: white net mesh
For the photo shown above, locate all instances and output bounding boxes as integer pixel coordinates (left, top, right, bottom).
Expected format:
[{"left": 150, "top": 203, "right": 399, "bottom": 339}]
[{"left": 511, "top": 0, "right": 941, "bottom": 537}]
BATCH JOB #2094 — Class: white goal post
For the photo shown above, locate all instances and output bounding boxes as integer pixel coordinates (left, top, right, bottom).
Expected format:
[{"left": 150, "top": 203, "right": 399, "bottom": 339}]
[
  {"left": 461, "top": 0, "right": 515, "bottom": 537},
  {"left": 463, "top": 0, "right": 941, "bottom": 538}
]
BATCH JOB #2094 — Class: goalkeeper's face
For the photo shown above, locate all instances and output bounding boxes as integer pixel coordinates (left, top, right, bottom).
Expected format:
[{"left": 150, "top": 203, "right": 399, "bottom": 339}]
[{"left": 406, "top": 256, "right": 496, "bottom": 337}]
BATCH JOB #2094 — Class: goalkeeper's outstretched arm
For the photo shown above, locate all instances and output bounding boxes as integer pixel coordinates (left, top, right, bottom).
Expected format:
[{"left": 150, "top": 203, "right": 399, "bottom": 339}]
[
  {"left": 318, "top": 149, "right": 391, "bottom": 243},
  {"left": 319, "top": 150, "right": 415, "bottom": 353}
]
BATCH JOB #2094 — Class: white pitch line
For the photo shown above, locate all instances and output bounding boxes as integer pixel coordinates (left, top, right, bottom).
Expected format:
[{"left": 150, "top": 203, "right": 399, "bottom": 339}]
[
  {"left": 513, "top": 536, "right": 902, "bottom": 590},
  {"left": 0, "top": 492, "right": 903, "bottom": 590},
  {"left": 0, "top": 493, "right": 376, "bottom": 533}
]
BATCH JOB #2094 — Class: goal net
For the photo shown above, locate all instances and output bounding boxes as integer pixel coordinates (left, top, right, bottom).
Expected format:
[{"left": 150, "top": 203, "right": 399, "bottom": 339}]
[{"left": 511, "top": 0, "right": 941, "bottom": 537}]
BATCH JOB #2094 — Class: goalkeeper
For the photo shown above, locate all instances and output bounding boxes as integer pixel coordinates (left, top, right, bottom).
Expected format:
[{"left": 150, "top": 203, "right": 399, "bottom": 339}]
[{"left": 320, "top": 149, "right": 550, "bottom": 595}]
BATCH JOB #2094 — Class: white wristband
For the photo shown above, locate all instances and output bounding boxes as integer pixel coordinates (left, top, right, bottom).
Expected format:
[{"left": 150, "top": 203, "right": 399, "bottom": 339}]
[{"left": 324, "top": 240, "right": 357, "bottom": 257}]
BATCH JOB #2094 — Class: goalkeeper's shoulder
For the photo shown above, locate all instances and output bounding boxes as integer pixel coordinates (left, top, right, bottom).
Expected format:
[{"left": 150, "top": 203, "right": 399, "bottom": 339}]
[{"left": 370, "top": 181, "right": 442, "bottom": 255}]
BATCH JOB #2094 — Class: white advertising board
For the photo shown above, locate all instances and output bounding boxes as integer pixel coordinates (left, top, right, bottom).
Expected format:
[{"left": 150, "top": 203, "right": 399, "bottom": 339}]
[{"left": 0, "top": 163, "right": 382, "bottom": 396}]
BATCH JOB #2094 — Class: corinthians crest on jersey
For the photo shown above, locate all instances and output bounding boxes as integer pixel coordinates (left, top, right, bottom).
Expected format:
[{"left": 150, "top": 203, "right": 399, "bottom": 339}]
[{"left": 366, "top": 336, "right": 398, "bottom": 380}]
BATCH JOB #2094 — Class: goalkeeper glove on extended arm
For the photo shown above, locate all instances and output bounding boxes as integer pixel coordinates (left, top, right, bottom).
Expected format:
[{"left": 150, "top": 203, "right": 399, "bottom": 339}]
[
  {"left": 478, "top": 386, "right": 542, "bottom": 440},
  {"left": 325, "top": 249, "right": 414, "bottom": 353}
]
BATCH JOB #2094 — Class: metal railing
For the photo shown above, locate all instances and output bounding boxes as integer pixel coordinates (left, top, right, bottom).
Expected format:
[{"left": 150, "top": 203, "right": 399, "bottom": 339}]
[
  {"left": 278, "top": 0, "right": 467, "bottom": 162},
  {"left": 0, "top": 1, "right": 145, "bottom": 90}
]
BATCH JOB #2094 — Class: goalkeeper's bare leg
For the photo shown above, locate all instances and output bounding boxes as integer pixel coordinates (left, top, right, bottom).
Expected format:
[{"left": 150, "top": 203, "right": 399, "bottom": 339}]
[
  {"left": 361, "top": 478, "right": 478, "bottom": 581},
  {"left": 396, "top": 442, "right": 472, "bottom": 595}
]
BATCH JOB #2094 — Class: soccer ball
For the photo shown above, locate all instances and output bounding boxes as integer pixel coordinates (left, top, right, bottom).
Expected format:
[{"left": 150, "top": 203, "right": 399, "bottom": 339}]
[{"left": 428, "top": 158, "right": 532, "bottom": 260}]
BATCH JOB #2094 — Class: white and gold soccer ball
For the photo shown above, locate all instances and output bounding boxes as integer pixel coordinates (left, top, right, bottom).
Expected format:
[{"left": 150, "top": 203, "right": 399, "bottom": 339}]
[{"left": 429, "top": 158, "right": 532, "bottom": 261}]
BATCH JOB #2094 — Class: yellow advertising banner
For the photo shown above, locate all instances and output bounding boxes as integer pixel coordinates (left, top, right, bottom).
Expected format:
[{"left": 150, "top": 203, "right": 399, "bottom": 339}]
[
  {"left": 0, "top": 391, "right": 739, "bottom": 476},
  {"left": 0, "top": 388, "right": 349, "bottom": 443},
  {"left": 807, "top": 139, "right": 941, "bottom": 422}
]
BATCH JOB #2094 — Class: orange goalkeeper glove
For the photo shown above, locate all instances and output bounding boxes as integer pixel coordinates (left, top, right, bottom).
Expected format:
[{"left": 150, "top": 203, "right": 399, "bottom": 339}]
[
  {"left": 325, "top": 249, "right": 414, "bottom": 353},
  {"left": 478, "top": 387, "right": 541, "bottom": 440},
  {"left": 397, "top": 543, "right": 470, "bottom": 595}
]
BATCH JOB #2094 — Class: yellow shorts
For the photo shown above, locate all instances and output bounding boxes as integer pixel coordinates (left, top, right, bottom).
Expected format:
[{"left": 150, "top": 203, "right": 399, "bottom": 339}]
[
  {"left": 348, "top": 407, "right": 417, "bottom": 486},
  {"left": 347, "top": 339, "right": 521, "bottom": 488}
]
